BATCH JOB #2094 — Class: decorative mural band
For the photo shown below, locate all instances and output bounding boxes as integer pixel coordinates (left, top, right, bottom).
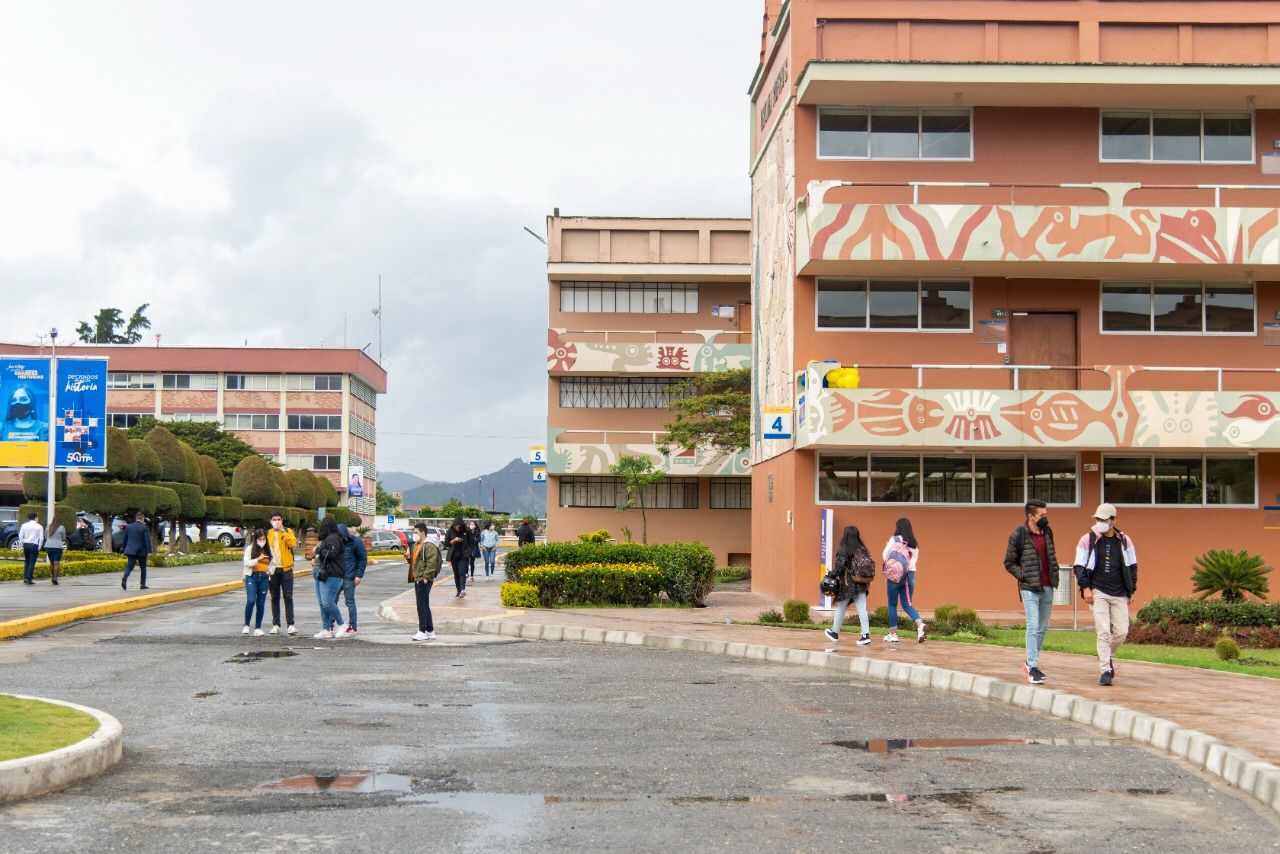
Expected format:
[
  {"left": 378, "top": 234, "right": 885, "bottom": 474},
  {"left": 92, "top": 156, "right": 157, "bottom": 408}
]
[
  {"left": 546, "top": 428, "right": 751, "bottom": 476},
  {"left": 547, "top": 329, "right": 750, "bottom": 374},
  {"left": 796, "top": 363, "right": 1280, "bottom": 450},
  {"left": 800, "top": 181, "right": 1280, "bottom": 267}
]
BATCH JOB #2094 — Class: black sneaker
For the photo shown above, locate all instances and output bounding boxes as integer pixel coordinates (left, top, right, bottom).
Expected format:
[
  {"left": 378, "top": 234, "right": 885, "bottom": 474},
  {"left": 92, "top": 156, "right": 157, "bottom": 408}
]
[
  {"left": 823, "top": 628, "right": 839, "bottom": 643},
  {"left": 1100, "top": 669, "right": 1114, "bottom": 687},
  {"left": 1028, "top": 667, "right": 1046, "bottom": 685}
]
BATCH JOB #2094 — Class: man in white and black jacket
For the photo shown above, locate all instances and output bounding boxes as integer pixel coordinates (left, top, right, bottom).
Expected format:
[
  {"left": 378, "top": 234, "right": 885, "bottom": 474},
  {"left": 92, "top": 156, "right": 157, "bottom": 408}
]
[{"left": 1072, "top": 502, "right": 1138, "bottom": 687}]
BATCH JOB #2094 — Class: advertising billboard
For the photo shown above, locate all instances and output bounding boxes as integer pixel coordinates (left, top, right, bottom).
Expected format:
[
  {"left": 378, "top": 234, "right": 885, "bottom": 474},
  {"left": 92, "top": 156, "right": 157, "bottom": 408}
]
[
  {"left": 0, "top": 356, "right": 108, "bottom": 470},
  {"left": 347, "top": 465, "right": 365, "bottom": 498}
]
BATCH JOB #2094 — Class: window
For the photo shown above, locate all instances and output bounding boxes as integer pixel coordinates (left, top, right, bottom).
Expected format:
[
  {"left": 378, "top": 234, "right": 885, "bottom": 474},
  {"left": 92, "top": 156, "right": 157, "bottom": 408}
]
[
  {"left": 710, "top": 477, "right": 751, "bottom": 509},
  {"left": 223, "top": 413, "right": 280, "bottom": 430},
  {"left": 819, "top": 453, "right": 1077, "bottom": 504},
  {"left": 559, "top": 283, "right": 699, "bottom": 314},
  {"left": 559, "top": 377, "right": 688, "bottom": 409},
  {"left": 558, "top": 476, "right": 698, "bottom": 509},
  {"left": 164, "top": 413, "right": 218, "bottom": 423},
  {"left": 1104, "top": 455, "right": 1254, "bottom": 506},
  {"left": 107, "top": 372, "right": 154, "bottom": 390},
  {"left": 161, "top": 373, "right": 216, "bottom": 390},
  {"left": 1102, "top": 283, "right": 1253, "bottom": 334},
  {"left": 818, "top": 108, "right": 972, "bottom": 159},
  {"left": 226, "top": 374, "right": 282, "bottom": 391},
  {"left": 285, "top": 374, "right": 343, "bottom": 391},
  {"left": 1101, "top": 111, "right": 1252, "bottom": 162},
  {"left": 108, "top": 413, "right": 146, "bottom": 428},
  {"left": 817, "top": 279, "right": 971, "bottom": 331},
  {"left": 286, "top": 454, "right": 341, "bottom": 471},
  {"left": 286, "top": 414, "right": 343, "bottom": 430}
]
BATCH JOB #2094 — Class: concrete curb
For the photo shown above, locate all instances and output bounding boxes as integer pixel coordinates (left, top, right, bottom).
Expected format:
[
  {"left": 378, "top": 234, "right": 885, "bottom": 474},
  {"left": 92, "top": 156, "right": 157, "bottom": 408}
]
[
  {"left": 0, "top": 695, "right": 123, "bottom": 803},
  {"left": 0, "top": 580, "right": 244, "bottom": 640},
  {"left": 407, "top": 613, "right": 1280, "bottom": 818}
]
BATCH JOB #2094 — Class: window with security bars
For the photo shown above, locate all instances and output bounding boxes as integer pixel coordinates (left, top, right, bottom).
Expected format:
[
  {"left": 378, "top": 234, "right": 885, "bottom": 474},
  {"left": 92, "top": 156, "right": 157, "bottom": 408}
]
[
  {"left": 559, "top": 377, "right": 687, "bottom": 409},
  {"left": 710, "top": 477, "right": 751, "bottom": 509},
  {"left": 559, "top": 282, "right": 699, "bottom": 314},
  {"left": 559, "top": 476, "right": 699, "bottom": 509}
]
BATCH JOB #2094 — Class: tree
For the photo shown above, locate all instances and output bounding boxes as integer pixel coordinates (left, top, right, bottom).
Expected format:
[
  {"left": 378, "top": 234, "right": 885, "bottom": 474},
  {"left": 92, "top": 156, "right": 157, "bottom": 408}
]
[
  {"left": 659, "top": 367, "right": 750, "bottom": 455},
  {"left": 131, "top": 439, "right": 162, "bottom": 481},
  {"left": 231, "top": 455, "right": 282, "bottom": 506},
  {"left": 143, "top": 426, "right": 187, "bottom": 482},
  {"left": 376, "top": 489, "right": 402, "bottom": 518},
  {"left": 76, "top": 304, "right": 151, "bottom": 344},
  {"left": 609, "top": 455, "right": 665, "bottom": 545},
  {"left": 126, "top": 418, "right": 259, "bottom": 478}
]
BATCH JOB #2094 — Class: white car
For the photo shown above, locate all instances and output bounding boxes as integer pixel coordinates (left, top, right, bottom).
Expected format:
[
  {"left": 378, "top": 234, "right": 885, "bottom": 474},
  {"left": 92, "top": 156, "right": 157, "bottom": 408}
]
[{"left": 161, "top": 523, "right": 245, "bottom": 547}]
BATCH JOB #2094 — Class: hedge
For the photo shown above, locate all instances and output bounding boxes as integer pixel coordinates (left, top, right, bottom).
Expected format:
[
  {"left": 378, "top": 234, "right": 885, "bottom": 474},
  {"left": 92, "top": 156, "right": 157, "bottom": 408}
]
[
  {"left": 499, "top": 582, "right": 540, "bottom": 608},
  {"left": 22, "top": 471, "right": 67, "bottom": 502},
  {"left": 154, "top": 481, "right": 207, "bottom": 521},
  {"left": 231, "top": 456, "right": 281, "bottom": 505},
  {"left": 180, "top": 443, "right": 205, "bottom": 490},
  {"left": 520, "top": 563, "right": 663, "bottom": 607},
  {"left": 199, "top": 455, "right": 226, "bottom": 496},
  {"left": 241, "top": 504, "right": 292, "bottom": 526},
  {"left": 503, "top": 541, "right": 717, "bottom": 606},
  {"left": 65, "top": 483, "right": 182, "bottom": 518},
  {"left": 316, "top": 476, "right": 339, "bottom": 508},
  {"left": 144, "top": 426, "right": 187, "bottom": 482},
  {"left": 17, "top": 503, "right": 77, "bottom": 534},
  {"left": 132, "top": 439, "right": 162, "bottom": 481},
  {"left": 286, "top": 469, "right": 317, "bottom": 512},
  {"left": 327, "top": 506, "right": 362, "bottom": 527},
  {"left": 204, "top": 495, "right": 244, "bottom": 521},
  {"left": 0, "top": 551, "right": 233, "bottom": 582},
  {"left": 1135, "top": 597, "right": 1280, "bottom": 629}
]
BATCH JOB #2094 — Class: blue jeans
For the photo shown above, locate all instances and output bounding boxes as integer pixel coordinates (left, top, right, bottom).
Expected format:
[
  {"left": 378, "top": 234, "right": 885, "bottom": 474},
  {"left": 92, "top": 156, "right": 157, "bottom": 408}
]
[
  {"left": 482, "top": 547, "right": 496, "bottom": 576},
  {"left": 341, "top": 577, "right": 359, "bottom": 629},
  {"left": 243, "top": 573, "right": 269, "bottom": 628},
  {"left": 832, "top": 591, "right": 868, "bottom": 636},
  {"left": 22, "top": 543, "right": 39, "bottom": 582},
  {"left": 1021, "top": 588, "right": 1055, "bottom": 668},
  {"left": 887, "top": 572, "right": 920, "bottom": 628},
  {"left": 314, "top": 574, "right": 344, "bottom": 630}
]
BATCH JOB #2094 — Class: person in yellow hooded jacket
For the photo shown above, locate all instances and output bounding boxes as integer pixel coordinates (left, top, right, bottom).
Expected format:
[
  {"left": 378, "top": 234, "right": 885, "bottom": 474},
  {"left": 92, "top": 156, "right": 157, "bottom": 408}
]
[{"left": 266, "top": 512, "right": 298, "bottom": 636}]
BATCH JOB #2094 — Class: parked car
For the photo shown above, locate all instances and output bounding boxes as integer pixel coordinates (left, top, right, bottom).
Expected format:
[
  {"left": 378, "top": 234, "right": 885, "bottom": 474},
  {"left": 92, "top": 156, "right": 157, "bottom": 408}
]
[
  {"left": 366, "top": 530, "right": 406, "bottom": 551},
  {"left": 161, "top": 523, "right": 245, "bottom": 547},
  {"left": 1, "top": 520, "right": 17, "bottom": 550}
]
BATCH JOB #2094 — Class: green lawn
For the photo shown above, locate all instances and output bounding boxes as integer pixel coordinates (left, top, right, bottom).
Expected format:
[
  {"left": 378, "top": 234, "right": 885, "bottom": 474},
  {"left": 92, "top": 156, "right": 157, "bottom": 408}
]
[
  {"left": 741, "top": 620, "right": 1280, "bottom": 680},
  {"left": 0, "top": 695, "right": 100, "bottom": 762}
]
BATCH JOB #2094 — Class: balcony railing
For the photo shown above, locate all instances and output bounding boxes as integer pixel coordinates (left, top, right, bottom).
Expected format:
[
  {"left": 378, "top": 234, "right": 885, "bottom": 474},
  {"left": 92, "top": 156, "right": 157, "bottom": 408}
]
[
  {"left": 793, "top": 361, "right": 1280, "bottom": 451},
  {"left": 546, "top": 428, "right": 751, "bottom": 476},
  {"left": 797, "top": 179, "right": 1280, "bottom": 272},
  {"left": 548, "top": 328, "right": 751, "bottom": 374}
]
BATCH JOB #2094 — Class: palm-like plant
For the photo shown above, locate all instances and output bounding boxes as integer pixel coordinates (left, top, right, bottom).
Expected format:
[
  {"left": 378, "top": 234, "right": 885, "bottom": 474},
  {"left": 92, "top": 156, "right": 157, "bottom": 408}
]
[{"left": 1191, "top": 550, "right": 1272, "bottom": 603}]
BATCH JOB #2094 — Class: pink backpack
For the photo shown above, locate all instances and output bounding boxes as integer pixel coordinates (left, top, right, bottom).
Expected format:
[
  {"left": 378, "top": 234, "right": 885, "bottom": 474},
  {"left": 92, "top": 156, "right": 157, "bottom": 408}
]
[{"left": 883, "top": 541, "right": 911, "bottom": 584}]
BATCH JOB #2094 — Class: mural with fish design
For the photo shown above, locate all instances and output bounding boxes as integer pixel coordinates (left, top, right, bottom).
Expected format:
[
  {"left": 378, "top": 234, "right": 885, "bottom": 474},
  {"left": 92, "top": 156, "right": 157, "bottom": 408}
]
[
  {"left": 545, "top": 428, "right": 751, "bottom": 475},
  {"left": 546, "top": 329, "right": 749, "bottom": 374},
  {"left": 795, "top": 362, "right": 1280, "bottom": 450}
]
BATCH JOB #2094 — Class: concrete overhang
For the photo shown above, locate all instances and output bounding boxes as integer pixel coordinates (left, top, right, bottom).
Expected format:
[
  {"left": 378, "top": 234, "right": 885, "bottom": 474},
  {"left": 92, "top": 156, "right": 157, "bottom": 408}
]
[
  {"left": 797, "top": 62, "right": 1280, "bottom": 110},
  {"left": 548, "top": 263, "right": 751, "bottom": 283}
]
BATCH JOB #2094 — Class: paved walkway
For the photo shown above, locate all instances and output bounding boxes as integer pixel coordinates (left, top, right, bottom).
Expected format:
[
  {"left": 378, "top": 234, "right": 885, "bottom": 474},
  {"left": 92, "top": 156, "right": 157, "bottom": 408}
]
[{"left": 385, "top": 578, "right": 1280, "bottom": 765}]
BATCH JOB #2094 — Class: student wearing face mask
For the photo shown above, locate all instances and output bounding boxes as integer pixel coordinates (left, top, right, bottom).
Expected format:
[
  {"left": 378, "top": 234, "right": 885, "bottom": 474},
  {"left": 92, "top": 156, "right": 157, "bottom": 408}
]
[
  {"left": 1073, "top": 504, "right": 1138, "bottom": 687},
  {"left": 241, "top": 528, "right": 272, "bottom": 636},
  {"left": 407, "top": 522, "right": 443, "bottom": 641},
  {"left": 1003, "top": 499, "right": 1061, "bottom": 685}
]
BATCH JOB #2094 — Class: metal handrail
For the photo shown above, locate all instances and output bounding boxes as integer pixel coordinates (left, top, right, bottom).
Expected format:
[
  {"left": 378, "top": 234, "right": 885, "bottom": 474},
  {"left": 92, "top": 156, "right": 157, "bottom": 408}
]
[
  {"left": 813, "top": 363, "right": 1280, "bottom": 392},
  {"left": 811, "top": 180, "right": 1280, "bottom": 207}
]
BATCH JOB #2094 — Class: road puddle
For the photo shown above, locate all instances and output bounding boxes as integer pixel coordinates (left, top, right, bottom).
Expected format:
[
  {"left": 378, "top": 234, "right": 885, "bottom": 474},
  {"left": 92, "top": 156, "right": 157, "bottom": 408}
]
[
  {"left": 827, "top": 736, "right": 1114, "bottom": 752},
  {"left": 193, "top": 691, "right": 220, "bottom": 699},
  {"left": 225, "top": 650, "right": 300, "bottom": 664},
  {"left": 257, "top": 771, "right": 413, "bottom": 794}
]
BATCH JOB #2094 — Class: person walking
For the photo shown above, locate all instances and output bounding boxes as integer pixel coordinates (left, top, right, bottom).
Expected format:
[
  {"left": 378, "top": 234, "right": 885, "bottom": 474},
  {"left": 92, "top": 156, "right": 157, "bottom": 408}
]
[
  {"left": 444, "top": 516, "right": 472, "bottom": 598},
  {"left": 516, "top": 519, "right": 535, "bottom": 547},
  {"left": 479, "top": 522, "right": 499, "bottom": 577},
  {"left": 883, "top": 517, "right": 926, "bottom": 643},
  {"left": 823, "top": 526, "right": 875, "bottom": 646},
  {"left": 1003, "top": 499, "right": 1061, "bottom": 685},
  {"left": 466, "top": 521, "right": 481, "bottom": 580},
  {"left": 337, "top": 524, "right": 367, "bottom": 635},
  {"left": 241, "top": 529, "right": 272, "bottom": 636},
  {"left": 121, "top": 512, "right": 153, "bottom": 590},
  {"left": 19, "top": 512, "right": 43, "bottom": 585},
  {"left": 1073, "top": 503, "right": 1138, "bottom": 687},
  {"left": 408, "top": 522, "right": 443, "bottom": 641},
  {"left": 311, "top": 517, "right": 347, "bottom": 639},
  {"left": 44, "top": 517, "right": 67, "bottom": 586},
  {"left": 266, "top": 512, "right": 298, "bottom": 636},
  {"left": 68, "top": 516, "right": 95, "bottom": 551}
]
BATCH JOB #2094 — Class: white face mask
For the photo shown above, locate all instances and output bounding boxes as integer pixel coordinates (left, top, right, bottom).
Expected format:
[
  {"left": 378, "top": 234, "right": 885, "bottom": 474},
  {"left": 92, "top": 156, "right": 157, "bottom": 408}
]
[
  {"left": 256, "top": 539, "right": 266, "bottom": 547},
  {"left": 1092, "top": 521, "right": 1111, "bottom": 536},
  {"left": 413, "top": 533, "right": 422, "bottom": 543}
]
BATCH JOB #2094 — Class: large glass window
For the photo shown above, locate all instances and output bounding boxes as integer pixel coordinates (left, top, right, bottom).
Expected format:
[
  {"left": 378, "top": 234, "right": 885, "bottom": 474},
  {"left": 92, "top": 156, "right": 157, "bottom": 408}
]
[
  {"left": 1105, "top": 455, "right": 1254, "bottom": 506},
  {"left": 285, "top": 374, "right": 342, "bottom": 391},
  {"left": 1101, "top": 111, "right": 1252, "bottom": 162},
  {"left": 818, "top": 108, "right": 972, "bottom": 159},
  {"left": 226, "top": 374, "right": 282, "bottom": 391},
  {"left": 286, "top": 414, "right": 343, "bottom": 430},
  {"left": 870, "top": 456, "right": 921, "bottom": 503},
  {"left": 223, "top": 413, "right": 280, "bottom": 430},
  {"left": 1025, "top": 457, "right": 1078, "bottom": 505},
  {"left": 1206, "top": 457, "right": 1256, "bottom": 506},
  {"left": 1102, "top": 283, "right": 1253, "bottom": 334},
  {"left": 819, "top": 453, "right": 1076, "bottom": 504},
  {"left": 108, "top": 413, "right": 146, "bottom": 428},
  {"left": 107, "top": 372, "right": 155, "bottom": 390},
  {"left": 286, "top": 454, "right": 340, "bottom": 471},
  {"left": 710, "top": 477, "right": 751, "bottom": 509},
  {"left": 558, "top": 476, "right": 698, "bottom": 509},
  {"left": 162, "top": 373, "right": 216, "bottom": 390},
  {"left": 559, "top": 283, "right": 699, "bottom": 314},
  {"left": 817, "top": 279, "right": 971, "bottom": 331},
  {"left": 1154, "top": 457, "right": 1202, "bottom": 505},
  {"left": 975, "top": 456, "right": 1025, "bottom": 505},
  {"left": 1103, "top": 456, "right": 1152, "bottom": 505},
  {"left": 559, "top": 377, "right": 687, "bottom": 409},
  {"left": 921, "top": 455, "right": 972, "bottom": 503},
  {"left": 818, "top": 454, "right": 868, "bottom": 502}
]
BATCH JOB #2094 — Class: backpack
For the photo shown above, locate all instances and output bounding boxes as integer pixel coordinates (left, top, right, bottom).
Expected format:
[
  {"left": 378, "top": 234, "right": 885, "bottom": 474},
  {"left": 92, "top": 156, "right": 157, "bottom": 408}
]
[{"left": 883, "top": 541, "right": 911, "bottom": 584}]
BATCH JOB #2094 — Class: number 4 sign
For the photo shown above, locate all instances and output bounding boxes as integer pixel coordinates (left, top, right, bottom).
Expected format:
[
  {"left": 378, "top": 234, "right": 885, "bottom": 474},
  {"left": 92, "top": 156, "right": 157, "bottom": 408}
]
[{"left": 762, "top": 405, "right": 792, "bottom": 440}]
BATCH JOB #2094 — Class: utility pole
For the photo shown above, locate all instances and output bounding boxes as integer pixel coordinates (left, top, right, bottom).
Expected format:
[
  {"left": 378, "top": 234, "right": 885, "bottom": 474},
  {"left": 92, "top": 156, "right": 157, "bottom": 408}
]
[{"left": 46, "top": 327, "right": 59, "bottom": 531}]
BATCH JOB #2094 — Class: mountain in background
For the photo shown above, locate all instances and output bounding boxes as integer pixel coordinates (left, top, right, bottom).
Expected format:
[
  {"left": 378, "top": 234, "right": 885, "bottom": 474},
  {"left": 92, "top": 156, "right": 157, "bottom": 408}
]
[
  {"left": 378, "top": 470, "right": 431, "bottom": 493},
  {"left": 400, "top": 458, "right": 546, "bottom": 516}
]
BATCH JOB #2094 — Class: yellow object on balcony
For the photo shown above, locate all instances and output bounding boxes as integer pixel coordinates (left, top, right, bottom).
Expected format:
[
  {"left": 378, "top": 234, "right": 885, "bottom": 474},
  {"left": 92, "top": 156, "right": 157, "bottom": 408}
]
[{"left": 825, "top": 367, "right": 860, "bottom": 389}]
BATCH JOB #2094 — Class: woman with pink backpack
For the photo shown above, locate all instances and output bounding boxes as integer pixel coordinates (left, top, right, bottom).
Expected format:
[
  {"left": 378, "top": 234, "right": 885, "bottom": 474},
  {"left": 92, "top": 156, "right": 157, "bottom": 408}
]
[{"left": 883, "top": 518, "right": 925, "bottom": 643}]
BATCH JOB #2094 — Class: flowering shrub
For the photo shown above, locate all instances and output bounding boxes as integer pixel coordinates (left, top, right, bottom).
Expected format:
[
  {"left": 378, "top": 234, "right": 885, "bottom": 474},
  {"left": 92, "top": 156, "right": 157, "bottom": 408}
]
[
  {"left": 499, "top": 582, "right": 540, "bottom": 608},
  {"left": 520, "top": 562, "right": 663, "bottom": 607}
]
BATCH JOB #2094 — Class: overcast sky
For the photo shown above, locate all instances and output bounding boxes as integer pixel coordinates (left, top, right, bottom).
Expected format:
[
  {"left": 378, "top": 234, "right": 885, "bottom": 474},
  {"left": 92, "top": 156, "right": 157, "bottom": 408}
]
[{"left": 0, "top": 1, "right": 759, "bottom": 482}]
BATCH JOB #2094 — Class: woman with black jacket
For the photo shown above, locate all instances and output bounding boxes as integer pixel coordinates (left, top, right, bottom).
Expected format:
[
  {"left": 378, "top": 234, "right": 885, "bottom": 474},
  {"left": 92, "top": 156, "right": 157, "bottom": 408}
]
[
  {"left": 444, "top": 516, "right": 472, "bottom": 599},
  {"left": 312, "top": 516, "right": 347, "bottom": 638},
  {"left": 823, "top": 526, "right": 876, "bottom": 646}
]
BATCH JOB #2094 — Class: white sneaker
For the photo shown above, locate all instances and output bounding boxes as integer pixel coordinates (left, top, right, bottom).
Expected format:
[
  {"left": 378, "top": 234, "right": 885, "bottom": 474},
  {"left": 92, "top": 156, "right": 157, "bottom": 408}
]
[
  {"left": 241, "top": 625, "right": 251, "bottom": 635},
  {"left": 331, "top": 625, "right": 346, "bottom": 638},
  {"left": 287, "top": 625, "right": 297, "bottom": 636},
  {"left": 412, "top": 631, "right": 429, "bottom": 641},
  {"left": 313, "top": 629, "right": 333, "bottom": 639},
  {"left": 252, "top": 628, "right": 264, "bottom": 637},
  {"left": 917, "top": 622, "right": 927, "bottom": 643},
  {"left": 857, "top": 634, "right": 872, "bottom": 646},
  {"left": 424, "top": 631, "right": 435, "bottom": 641},
  {"left": 885, "top": 632, "right": 899, "bottom": 643},
  {"left": 269, "top": 625, "right": 280, "bottom": 635}
]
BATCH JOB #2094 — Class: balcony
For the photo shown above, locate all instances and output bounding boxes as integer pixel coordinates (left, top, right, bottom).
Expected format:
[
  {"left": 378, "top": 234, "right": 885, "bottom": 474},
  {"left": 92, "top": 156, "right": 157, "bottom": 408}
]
[
  {"left": 797, "top": 180, "right": 1280, "bottom": 278},
  {"left": 546, "top": 428, "right": 751, "bottom": 476},
  {"left": 794, "top": 361, "right": 1280, "bottom": 451},
  {"left": 547, "top": 329, "right": 751, "bottom": 375}
]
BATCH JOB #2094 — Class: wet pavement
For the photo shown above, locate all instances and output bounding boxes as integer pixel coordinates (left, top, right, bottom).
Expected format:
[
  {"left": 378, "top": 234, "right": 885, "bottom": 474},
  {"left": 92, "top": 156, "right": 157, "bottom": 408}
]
[{"left": 1, "top": 568, "right": 1277, "bottom": 852}]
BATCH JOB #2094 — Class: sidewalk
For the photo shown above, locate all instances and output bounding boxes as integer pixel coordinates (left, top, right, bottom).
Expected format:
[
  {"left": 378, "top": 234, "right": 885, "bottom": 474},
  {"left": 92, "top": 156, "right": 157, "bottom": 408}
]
[{"left": 383, "top": 579, "right": 1280, "bottom": 766}]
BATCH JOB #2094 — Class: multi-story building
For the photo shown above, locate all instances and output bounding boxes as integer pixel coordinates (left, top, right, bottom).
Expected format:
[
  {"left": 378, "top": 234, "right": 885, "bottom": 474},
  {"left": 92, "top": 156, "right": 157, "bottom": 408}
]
[
  {"left": 544, "top": 215, "right": 754, "bottom": 565},
  {"left": 749, "top": 0, "right": 1280, "bottom": 608},
  {"left": 0, "top": 344, "right": 387, "bottom": 519}
]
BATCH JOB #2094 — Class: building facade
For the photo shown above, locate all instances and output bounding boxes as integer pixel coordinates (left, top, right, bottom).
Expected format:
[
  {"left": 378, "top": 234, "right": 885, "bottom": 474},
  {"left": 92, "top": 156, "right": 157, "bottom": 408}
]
[
  {"left": 544, "top": 216, "right": 753, "bottom": 565},
  {"left": 749, "top": 0, "right": 1280, "bottom": 608},
  {"left": 0, "top": 344, "right": 387, "bottom": 519}
]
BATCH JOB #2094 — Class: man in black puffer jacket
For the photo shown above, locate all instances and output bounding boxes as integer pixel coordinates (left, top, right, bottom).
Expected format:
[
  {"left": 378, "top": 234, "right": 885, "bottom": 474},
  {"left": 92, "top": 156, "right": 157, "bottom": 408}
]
[{"left": 1003, "top": 498, "right": 1061, "bottom": 686}]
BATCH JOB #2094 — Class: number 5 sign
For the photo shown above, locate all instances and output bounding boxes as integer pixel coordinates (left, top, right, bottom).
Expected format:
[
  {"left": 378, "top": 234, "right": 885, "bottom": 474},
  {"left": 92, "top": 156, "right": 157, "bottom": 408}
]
[
  {"left": 762, "top": 405, "right": 792, "bottom": 440},
  {"left": 528, "top": 445, "right": 546, "bottom": 466}
]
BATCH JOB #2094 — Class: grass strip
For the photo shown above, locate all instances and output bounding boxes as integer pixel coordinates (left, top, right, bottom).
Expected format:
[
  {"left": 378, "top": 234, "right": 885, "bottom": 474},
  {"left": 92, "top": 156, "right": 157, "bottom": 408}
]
[{"left": 0, "top": 696, "right": 99, "bottom": 762}]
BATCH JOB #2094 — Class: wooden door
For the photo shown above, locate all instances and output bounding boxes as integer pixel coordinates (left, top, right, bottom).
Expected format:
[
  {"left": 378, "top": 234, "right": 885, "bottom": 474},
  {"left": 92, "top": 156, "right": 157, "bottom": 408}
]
[
  {"left": 736, "top": 301, "right": 752, "bottom": 341},
  {"left": 1009, "top": 312, "right": 1077, "bottom": 390}
]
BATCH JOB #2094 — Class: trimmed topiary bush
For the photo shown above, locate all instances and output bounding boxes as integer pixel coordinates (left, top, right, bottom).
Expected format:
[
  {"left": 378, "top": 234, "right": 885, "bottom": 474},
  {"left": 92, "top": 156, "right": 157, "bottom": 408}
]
[
  {"left": 651, "top": 543, "right": 717, "bottom": 607},
  {"left": 328, "top": 506, "right": 362, "bottom": 527},
  {"left": 144, "top": 426, "right": 187, "bottom": 482},
  {"left": 131, "top": 439, "right": 162, "bottom": 481},
  {"left": 499, "top": 582, "right": 541, "bottom": 608},
  {"left": 154, "top": 481, "right": 206, "bottom": 521},
  {"left": 286, "top": 469, "right": 317, "bottom": 511},
  {"left": 17, "top": 503, "right": 77, "bottom": 534},
  {"left": 199, "top": 455, "right": 226, "bottom": 496},
  {"left": 520, "top": 563, "right": 663, "bottom": 607},
  {"left": 180, "top": 442, "right": 205, "bottom": 489},
  {"left": 240, "top": 504, "right": 292, "bottom": 526},
  {"left": 782, "top": 599, "right": 812, "bottom": 623},
  {"left": 83, "top": 426, "right": 136, "bottom": 483},
  {"left": 315, "top": 476, "right": 339, "bottom": 508},
  {"left": 1135, "top": 598, "right": 1280, "bottom": 628},
  {"left": 576, "top": 529, "right": 611, "bottom": 544},
  {"left": 271, "top": 467, "right": 296, "bottom": 509},
  {"left": 204, "top": 495, "right": 243, "bottom": 522},
  {"left": 502, "top": 541, "right": 716, "bottom": 606},
  {"left": 503, "top": 542, "right": 655, "bottom": 580},
  {"left": 1215, "top": 636, "right": 1240, "bottom": 661},
  {"left": 231, "top": 455, "right": 282, "bottom": 505},
  {"left": 21, "top": 471, "right": 67, "bottom": 502}
]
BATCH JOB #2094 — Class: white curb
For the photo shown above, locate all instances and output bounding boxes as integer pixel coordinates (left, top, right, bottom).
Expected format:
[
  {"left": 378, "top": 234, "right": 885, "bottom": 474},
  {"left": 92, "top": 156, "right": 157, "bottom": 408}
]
[{"left": 0, "top": 695, "right": 123, "bottom": 803}]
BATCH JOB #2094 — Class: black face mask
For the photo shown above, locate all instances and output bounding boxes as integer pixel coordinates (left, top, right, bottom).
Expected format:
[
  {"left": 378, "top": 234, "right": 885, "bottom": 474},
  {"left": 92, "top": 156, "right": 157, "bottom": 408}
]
[
  {"left": 10, "top": 403, "right": 32, "bottom": 419},
  {"left": 1036, "top": 516, "right": 1050, "bottom": 531}
]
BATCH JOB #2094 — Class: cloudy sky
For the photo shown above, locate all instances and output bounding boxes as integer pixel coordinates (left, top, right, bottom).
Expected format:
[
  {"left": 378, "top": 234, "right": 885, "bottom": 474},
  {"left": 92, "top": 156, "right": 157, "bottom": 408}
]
[{"left": 0, "top": 1, "right": 759, "bottom": 481}]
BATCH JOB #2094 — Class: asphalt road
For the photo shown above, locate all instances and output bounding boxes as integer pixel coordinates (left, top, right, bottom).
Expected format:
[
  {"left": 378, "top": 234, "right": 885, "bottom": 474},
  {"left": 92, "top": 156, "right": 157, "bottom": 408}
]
[{"left": 2, "top": 566, "right": 1276, "bottom": 853}]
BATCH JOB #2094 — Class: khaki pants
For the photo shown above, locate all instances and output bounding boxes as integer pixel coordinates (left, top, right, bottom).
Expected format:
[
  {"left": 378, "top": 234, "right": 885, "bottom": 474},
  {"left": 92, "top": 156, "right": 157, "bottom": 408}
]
[{"left": 1091, "top": 591, "right": 1129, "bottom": 673}]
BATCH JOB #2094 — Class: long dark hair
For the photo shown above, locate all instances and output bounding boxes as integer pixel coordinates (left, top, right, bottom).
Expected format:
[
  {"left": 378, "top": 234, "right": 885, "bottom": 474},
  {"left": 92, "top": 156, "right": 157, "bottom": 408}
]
[
  {"left": 318, "top": 516, "right": 339, "bottom": 540},
  {"left": 894, "top": 517, "right": 918, "bottom": 550},
  {"left": 836, "top": 525, "right": 866, "bottom": 559},
  {"left": 250, "top": 528, "right": 272, "bottom": 560}
]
